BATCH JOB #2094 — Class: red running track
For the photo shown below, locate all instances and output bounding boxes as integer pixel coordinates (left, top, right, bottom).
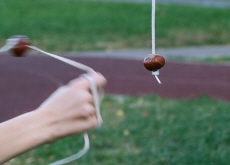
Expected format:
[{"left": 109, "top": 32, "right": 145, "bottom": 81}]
[{"left": 0, "top": 54, "right": 230, "bottom": 122}]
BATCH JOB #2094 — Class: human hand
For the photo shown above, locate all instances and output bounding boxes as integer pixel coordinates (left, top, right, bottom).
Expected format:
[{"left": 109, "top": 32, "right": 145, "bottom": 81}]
[{"left": 36, "top": 72, "right": 107, "bottom": 143}]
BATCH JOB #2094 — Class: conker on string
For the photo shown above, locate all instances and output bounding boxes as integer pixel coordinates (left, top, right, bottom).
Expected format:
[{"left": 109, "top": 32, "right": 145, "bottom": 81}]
[
  {"left": 10, "top": 35, "right": 31, "bottom": 57},
  {"left": 143, "top": 54, "right": 165, "bottom": 71}
]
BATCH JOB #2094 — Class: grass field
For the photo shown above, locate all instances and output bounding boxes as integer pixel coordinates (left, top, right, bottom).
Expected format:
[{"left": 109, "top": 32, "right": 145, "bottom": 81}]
[
  {"left": 0, "top": 0, "right": 230, "bottom": 52},
  {"left": 1, "top": 1, "right": 230, "bottom": 164},
  {"left": 5, "top": 95, "right": 230, "bottom": 165}
]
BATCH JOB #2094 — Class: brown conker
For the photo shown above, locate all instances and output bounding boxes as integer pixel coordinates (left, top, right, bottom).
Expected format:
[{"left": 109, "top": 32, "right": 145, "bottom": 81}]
[
  {"left": 10, "top": 35, "right": 31, "bottom": 57},
  {"left": 143, "top": 54, "right": 165, "bottom": 71}
]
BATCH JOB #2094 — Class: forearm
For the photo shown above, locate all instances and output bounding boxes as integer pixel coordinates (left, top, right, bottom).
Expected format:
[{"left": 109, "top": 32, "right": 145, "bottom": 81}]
[
  {"left": 0, "top": 73, "right": 106, "bottom": 164},
  {"left": 0, "top": 111, "right": 51, "bottom": 164}
]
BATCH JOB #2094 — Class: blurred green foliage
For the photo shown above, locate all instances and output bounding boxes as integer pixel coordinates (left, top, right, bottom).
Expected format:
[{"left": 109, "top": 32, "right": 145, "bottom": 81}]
[
  {"left": 0, "top": 0, "right": 230, "bottom": 52},
  {"left": 7, "top": 95, "right": 230, "bottom": 165}
]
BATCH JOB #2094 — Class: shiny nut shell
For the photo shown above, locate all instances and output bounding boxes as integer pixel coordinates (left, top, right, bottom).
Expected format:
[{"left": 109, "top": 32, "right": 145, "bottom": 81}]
[{"left": 143, "top": 54, "right": 165, "bottom": 71}]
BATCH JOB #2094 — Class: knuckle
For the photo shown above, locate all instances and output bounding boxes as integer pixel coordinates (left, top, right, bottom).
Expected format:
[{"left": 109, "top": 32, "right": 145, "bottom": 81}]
[
  {"left": 88, "top": 117, "right": 98, "bottom": 128},
  {"left": 92, "top": 73, "right": 107, "bottom": 87},
  {"left": 56, "top": 85, "right": 68, "bottom": 93},
  {"left": 80, "top": 104, "right": 95, "bottom": 117},
  {"left": 84, "top": 104, "right": 96, "bottom": 116},
  {"left": 68, "top": 78, "right": 79, "bottom": 87},
  {"left": 82, "top": 91, "right": 93, "bottom": 102},
  {"left": 68, "top": 77, "right": 89, "bottom": 89}
]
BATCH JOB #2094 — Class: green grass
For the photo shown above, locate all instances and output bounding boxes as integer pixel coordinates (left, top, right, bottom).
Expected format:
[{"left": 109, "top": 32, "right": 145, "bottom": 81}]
[
  {"left": 208, "top": 0, "right": 230, "bottom": 1},
  {"left": 6, "top": 95, "right": 230, "bottom": 165},
  {"left": 1, "top": 0, "right": 230, "bottom": 52},
  {"left": 167, "top": 55, "right": 230, "bottom": 65},
  {"left": 204, "top": 56, "right": 230, "bottom": 64}
]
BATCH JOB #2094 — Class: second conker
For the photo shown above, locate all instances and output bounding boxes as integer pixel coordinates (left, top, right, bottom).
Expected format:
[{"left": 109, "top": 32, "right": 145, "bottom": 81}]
[{"left": 10, "top": 35, "right": 31, "bottom": 57}]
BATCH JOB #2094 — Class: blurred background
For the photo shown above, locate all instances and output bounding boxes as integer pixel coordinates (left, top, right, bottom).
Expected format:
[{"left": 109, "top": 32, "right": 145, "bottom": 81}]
[{"left": 1, "top": 0, "right": 230, "bottom": 164}]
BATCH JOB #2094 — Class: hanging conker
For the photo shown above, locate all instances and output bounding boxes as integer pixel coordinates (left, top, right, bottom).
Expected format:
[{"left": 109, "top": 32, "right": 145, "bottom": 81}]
[
  {"left": 143, "top": 54, "right": 165, "bottom": 71},
  {"left": 10, "top": 35, "right": 31, "bottom": 57}
]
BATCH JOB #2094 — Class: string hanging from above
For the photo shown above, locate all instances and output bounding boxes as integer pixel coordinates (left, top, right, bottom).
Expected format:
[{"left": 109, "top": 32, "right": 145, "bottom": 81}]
[
  {"left": 152, "top": 0, "right": 156, "bottom": 55},
  {"left": 143, "top": 0, "right": 165, "bottom": 84}
]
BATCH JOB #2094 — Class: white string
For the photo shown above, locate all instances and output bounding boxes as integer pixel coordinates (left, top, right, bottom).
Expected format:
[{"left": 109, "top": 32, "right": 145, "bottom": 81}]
[
  {"left": 81, "top": 74, "right": 103, "bottom": 126},
  {"left": 49, "top": 133, "right": 90, "bottom": 165},
  {"left": 151, "top": 0, "right": 162, "bottom": 84},
  {"left": 152, "top": 0, "right": 155, "bottom": 54},
  {"left": 0, "top": 41, "right": 102, "bottom": 164},
  {"left": 152, "top": 70, "right": 162, "bottom": 84},
  {"left": 27, "top": 46, "right": 95, "bottom": 73}
]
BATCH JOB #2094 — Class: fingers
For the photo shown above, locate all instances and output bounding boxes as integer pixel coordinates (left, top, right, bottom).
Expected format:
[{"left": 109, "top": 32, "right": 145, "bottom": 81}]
[
  {"left": 68, "top": 72, "right": 107, "bottom": 90},
  {"left": 64, "top": 72, "right": 106, "bottom": 132},
  {"left": 65, "top": 96, "right": 97, "bottom": 120},
  {"left": 66, "top": 104, "right": 99, "bottom": 133},
  {"left": 78, "top": 104, "right": 96, "bottom": 118},
  {"left": 78, "top": 90, "right": 94, "bottom": 105},
  {"left": 88, "top": 72, "right": 107, "bottom": 87},
  {"left": 70, "top": 116, "right": 98, "bottom": 135}
]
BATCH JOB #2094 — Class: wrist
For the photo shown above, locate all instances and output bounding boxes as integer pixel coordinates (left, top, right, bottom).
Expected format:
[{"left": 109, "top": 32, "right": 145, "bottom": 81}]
[
  {"left": 31, "top": 110, "right": 56, "bottom": 144},
  {"left": 20, "top": 110, "right": 52, "bottom": 146}
]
